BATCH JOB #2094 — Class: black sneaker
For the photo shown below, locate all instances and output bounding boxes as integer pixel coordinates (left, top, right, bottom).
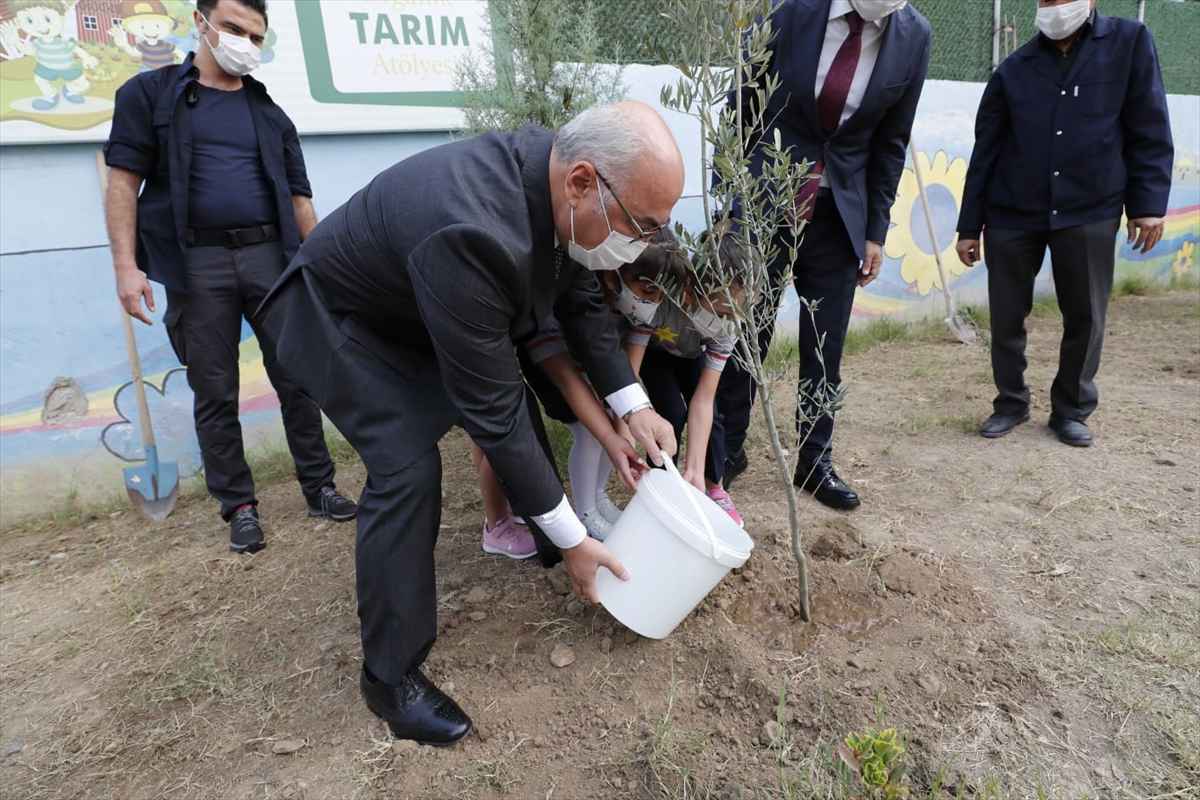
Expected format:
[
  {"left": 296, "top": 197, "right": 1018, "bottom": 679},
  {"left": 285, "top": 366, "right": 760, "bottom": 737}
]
[
  {"left": 724, "top": 448, "right": 749, "bottom": 490},
  {"left": 307, "top": 485, "right": 357, "bottom": 522},
  {"left": 229, "top": 504, "right": 265, "bottom": 553}
]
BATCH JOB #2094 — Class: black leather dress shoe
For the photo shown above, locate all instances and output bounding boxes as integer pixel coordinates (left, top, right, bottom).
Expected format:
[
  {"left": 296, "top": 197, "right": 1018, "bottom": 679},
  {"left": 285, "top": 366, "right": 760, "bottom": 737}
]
[
  {"left": 1049, "top": 416, "right": 1093, "bottom": 447},
  {"left": 793, "top": 462, "right": 861, "bottom": 510},
  {"left": 360, "top": 665, "right": 472, "bottom": 746},
  {"left": 979, "top": 411, "right": 1030, "bottom": 438},
  {"left": 723, "top": 448, "right": 749, "bottom": 490}
]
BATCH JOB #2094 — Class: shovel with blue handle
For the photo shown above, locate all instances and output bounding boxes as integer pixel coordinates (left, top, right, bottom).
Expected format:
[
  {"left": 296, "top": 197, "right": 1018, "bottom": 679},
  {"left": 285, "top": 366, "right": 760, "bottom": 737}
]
[
  {"left": 119, "top": 306, "right": 179, "bottom": 521},
  {"left": 97, "top": 149, "right": 179, "bottom": 520}
]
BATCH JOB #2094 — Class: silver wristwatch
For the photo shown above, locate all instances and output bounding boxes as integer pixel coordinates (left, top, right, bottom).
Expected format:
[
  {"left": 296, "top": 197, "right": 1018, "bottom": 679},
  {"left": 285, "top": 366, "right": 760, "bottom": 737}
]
[{"left": 621, "top": 402, "right": 653, "bottom": 423}]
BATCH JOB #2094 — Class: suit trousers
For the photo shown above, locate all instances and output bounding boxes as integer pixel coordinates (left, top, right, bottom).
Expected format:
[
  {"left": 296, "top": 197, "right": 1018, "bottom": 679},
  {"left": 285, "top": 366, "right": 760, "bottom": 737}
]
[
  {"left": 983, "top": 217, "right": 1121, "bottom": 421},
  {"left": 164, "top": 241, "right": 335, "bottom": 520},
  {"left": 640, "top": 348, "right": 725, "bottom": 484},
  {"left": 718, "top": 194, "right": 861, "bottom": 466},
  {"left": 354, "top": 381, "right": 563, "bottom": 686}
]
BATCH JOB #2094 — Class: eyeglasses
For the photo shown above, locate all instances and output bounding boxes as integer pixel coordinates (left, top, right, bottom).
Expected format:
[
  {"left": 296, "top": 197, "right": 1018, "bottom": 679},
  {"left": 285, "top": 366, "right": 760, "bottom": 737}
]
[{"left": 593, "top": 167, "right": 670, "bottom": 242}]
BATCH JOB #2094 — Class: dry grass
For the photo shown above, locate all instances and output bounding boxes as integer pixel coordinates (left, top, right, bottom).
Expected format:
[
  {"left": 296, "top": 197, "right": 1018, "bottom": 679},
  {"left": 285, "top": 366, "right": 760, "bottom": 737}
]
[{"left": 1, "top": 291, "right": 1197, "bottom": 800}]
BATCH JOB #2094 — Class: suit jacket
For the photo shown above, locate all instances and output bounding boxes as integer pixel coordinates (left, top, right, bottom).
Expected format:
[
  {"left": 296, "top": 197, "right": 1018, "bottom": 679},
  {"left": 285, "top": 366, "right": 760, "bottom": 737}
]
[
  {"left": 742, "top": 0, "right": 931, "bottom": 256},
  {"left": 957, "top": 12, "right": 1173, "bottom": 237},
  {"left": 259, "top": 126, "right": 635, "bottom": 516}
]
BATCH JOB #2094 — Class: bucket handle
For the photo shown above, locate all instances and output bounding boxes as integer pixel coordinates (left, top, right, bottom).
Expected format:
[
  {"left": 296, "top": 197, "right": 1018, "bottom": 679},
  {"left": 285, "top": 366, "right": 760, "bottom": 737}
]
[{"left": 659, "top": 451, "right": 723, "bottom": 562}]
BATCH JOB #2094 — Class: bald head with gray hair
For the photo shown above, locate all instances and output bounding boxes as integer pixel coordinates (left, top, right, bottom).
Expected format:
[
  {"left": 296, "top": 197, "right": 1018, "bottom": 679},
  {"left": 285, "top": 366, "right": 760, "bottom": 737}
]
[
  {"left": 547, "top": 100, "right": 684, "bottom": 257},
  {"left": 552, "top": 102, "right": 679, "bottom": 195}
]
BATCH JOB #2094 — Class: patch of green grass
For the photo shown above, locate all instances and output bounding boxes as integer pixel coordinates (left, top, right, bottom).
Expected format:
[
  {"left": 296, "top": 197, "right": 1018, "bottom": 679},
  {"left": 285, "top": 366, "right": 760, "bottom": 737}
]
[
  {"left": 158, "top": 646, "right": 237, "bottom": 702},
  {"left": 1114, "top": 274, "right": 1155, "bottom": 297},
  {"left": 960, "top": 303, "right": 990, "bottom": 330},
  {"left": 459, "top": 757, "right": 517, "bottom": 795},
  {"left": 642, "top": 676, "right": 719, "bottom": 800},
  {"left": 844, "top": 317, "right": 916, "bottom": 356},
  {"left": 1095, "top": 617, "right": 1200, "bottom": 670},
  {"left": 1031, "top": 293, "right": 1060, "bottom": 317},
  {"left": 105, "top": 563, "right": 150, "bottom": 618},
  {"left": 325, "top": 428, "right": 360, "bottom": 465},
  {"left": 249, "top": 642, "right": 289, "bottom": 667},
  {"left": 1030, "top": 600, "right": 1200, "bottom": 795},
  {"left": 961, "top": 292, "right": 1060, "bottom": 327},
  {"left": 1158, "top": 708, "right": 1200, "bottom": 780},
  {"left": 764, "top": 336, "right": 800, "bottom": 377},
  {"left": 947, "top": 413, "right": 985, "bottom": 435},
  {"left": 245, "top": 427, "right": 360, "bottom": 488},
  {"left": 544, "top": 416, "right": 574, "bottom": 479},
  {"left": 1167, "top": 272, "right": 1200, "bottom": 292},
  {"left": 891, "top": 413, "right": 936, "bottom": 436},
  {"left": 3, "top": 491, "right": 132, "bottom": 536}
]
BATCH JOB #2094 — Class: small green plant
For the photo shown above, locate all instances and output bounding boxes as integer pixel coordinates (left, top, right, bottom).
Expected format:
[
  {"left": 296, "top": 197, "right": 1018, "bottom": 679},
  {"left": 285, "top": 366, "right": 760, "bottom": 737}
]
[
  {"left": 1114, "top": 274, "right": 1154, "bottom": 297},
  {"left": 452, "top": 0, "right": 625, "bottom": 134},
  {"left": 837, "top": 727, "right": 908, "bottom": 800}
]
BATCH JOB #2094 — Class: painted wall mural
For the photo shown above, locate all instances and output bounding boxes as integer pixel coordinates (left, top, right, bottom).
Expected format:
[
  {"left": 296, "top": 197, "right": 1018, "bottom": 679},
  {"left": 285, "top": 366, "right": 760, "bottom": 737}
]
[
  {"left": 0, "top": 48, "right": 1197, "bottom": 524},
  {"left": 0, "top": 0, "right": 492, "bottom": 142}
]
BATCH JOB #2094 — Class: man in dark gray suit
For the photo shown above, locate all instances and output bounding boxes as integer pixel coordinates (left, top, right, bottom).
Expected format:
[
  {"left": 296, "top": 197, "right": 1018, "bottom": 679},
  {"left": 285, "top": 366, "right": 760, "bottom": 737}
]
[{"left": 259, "top": 101, "right": 683, "bottom": 746}]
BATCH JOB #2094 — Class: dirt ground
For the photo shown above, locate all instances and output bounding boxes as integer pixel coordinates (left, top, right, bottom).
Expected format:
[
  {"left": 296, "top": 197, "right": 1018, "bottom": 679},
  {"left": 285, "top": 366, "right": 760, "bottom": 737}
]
[{"left": 2, "top": 290, "right": 1197, "bottom": 800}]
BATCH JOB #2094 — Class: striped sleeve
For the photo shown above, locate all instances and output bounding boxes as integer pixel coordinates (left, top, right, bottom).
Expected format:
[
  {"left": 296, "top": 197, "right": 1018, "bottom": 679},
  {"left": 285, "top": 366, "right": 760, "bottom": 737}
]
[
  {"left": 701, "top": 332, "right": 736, "bottom": 373},
  {"left": 524, "top": 322, "right": 568, "bottom": 365}
]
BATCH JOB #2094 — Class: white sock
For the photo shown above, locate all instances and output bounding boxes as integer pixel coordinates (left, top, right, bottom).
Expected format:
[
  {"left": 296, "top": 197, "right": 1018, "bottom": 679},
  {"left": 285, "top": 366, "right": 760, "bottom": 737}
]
[
  {"left": 594, "top": 462, "right": 612, "bottom": 503},
  {"left": 567, "top": 421, "right": 607, "bottom": 516}
]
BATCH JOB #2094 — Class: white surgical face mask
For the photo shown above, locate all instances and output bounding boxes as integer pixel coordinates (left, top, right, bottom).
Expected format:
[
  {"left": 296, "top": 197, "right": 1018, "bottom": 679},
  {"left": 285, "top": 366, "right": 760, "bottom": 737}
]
[
  {"left": 200, "top": 13, "right": 262, "bottom": 77},
  {"left": 690, "top": 306, "right": 735, "bottom": 340},
  {"left": 614, "top": 277, "right": 660, "bottom": 326},
  {"left": 567, "top": 188, "right": 649, "bottom": 272},
  {"left": 1035, "top": 0, "right": 1091, "bottom": 41},
  {"left": 848, "top": 0, "right": 908, "bottom": 23}
]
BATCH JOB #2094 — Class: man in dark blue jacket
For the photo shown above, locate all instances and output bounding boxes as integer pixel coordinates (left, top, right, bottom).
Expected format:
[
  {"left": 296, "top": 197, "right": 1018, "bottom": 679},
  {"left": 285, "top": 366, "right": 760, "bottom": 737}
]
[
  {"left": 957, "top": 0, "right": 1173, "bottom": 447},
  {"left": 104, "top": 0, "right": 356, "bottom": 551}
]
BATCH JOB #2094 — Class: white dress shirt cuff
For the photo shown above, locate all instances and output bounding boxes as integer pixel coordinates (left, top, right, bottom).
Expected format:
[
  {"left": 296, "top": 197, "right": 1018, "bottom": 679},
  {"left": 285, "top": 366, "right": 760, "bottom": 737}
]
[
  {"left": 605, "top": 384, "right": 651, "bottom": 419},
  {"left": 532, "top": 495, "right": 588, "bottom": 549}
]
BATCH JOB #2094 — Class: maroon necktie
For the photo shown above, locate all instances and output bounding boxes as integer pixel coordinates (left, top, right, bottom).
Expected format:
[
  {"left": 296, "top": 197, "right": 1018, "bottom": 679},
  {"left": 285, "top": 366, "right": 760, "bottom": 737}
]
[{"left": 792, "top": 10, "right": 866, "bottom": 225}]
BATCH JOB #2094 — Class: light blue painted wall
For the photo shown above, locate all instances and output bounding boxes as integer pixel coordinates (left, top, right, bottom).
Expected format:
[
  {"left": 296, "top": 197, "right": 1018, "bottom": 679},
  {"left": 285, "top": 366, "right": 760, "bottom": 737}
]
[
  {"left": 0, "top": 131, "right": 451, "bottom": 410},
  {"left": 1, "top": 75, "right": 1196, "bottom": 524}
]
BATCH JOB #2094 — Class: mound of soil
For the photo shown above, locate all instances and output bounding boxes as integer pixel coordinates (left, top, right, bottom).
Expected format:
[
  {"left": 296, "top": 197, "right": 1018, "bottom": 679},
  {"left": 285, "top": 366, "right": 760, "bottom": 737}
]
[{"left": 2, "top": 291, "right": 1197, "bottom": 799}]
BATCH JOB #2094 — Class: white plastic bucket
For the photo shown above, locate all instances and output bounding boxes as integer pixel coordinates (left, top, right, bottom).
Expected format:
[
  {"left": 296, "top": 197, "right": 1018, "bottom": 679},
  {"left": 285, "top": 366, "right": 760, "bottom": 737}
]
[{"left": 595, "top": 453, "right": 754, "bottom": 639}]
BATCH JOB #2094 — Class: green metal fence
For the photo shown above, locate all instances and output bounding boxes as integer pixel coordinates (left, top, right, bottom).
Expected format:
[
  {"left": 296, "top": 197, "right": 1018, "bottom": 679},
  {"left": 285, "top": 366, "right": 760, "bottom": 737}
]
[{"left": 564, "top": 0, "right": 1199, "bottom": 95}]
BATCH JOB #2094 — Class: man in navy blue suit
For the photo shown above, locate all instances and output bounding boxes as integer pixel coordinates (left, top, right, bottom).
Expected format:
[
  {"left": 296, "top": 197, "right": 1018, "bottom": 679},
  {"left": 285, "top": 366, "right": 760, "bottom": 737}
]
[
  {"left": 957, "top": 0, "right": 1173, "bottom": 447},
  {"left": 719, "top": 0, "right": 931, "bottom": 510}
]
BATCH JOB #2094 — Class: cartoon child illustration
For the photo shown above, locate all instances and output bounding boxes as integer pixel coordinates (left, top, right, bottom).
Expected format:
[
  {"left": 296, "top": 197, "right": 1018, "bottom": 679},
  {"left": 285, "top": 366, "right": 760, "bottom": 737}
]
[
  {"left": 0, "top": 0, "right": 99, "bottom": 110},
  {"left": 109, "top": 0, "right": 182, "bottom": 72}
]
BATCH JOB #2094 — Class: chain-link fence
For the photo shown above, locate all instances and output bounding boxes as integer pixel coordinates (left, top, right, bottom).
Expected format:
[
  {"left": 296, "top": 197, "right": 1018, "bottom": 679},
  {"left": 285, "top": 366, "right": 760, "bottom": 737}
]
[{"left": 565, "top": 0, "right": 1198, "bottom": 95}]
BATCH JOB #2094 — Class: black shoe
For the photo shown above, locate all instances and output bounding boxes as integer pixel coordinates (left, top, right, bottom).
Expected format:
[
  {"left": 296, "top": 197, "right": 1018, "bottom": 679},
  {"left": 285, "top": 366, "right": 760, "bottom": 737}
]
[
  {"left": 229, "top": 504, "right": 265, "bottom": 553},
  {"left": 723, "top": 448, "right": 749, "bottom": 490},
  {"left": 360, "top": 665, "right": 472, "bottom": 746},
  {"left": 979, "top": 411, "right": 1030, "bottom": 439},
  {"left": 1049, "top": 416, "right": 1093, "bottom": 447},
  {"left": 307, "top": 485, "right": 357, "bottom": 522},
  {"left": 793, "top": 462, "right": 861, "bottom": 511}
]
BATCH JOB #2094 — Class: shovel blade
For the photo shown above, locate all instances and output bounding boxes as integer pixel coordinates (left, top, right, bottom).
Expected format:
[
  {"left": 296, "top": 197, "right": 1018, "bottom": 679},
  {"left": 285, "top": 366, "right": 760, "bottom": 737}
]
[
  {"left": 127, "top": 484, "right": 179, "bottom": 521},
  {"left": 123, "top": 445, "right": 180, "bottom": 521},
  {"left": 947, "top": 315, "right": 977, "bottom": 345}
]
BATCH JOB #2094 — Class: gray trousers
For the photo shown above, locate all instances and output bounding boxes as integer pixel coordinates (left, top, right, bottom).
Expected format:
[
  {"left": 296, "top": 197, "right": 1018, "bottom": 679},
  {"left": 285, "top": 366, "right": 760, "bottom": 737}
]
[
  {"left": 984, "top": 217, "right": 1122, "bottom": 422},
  {"left": 164, "top": 241, "right": 335, "bottom": 520}
]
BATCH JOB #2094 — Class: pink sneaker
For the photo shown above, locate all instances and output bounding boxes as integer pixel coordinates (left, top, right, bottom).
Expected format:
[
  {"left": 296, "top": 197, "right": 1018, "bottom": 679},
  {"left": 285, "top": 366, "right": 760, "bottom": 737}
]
[
  {"left": 482, "top": 515, "right": 537, "bottom": 559},
  {"left": 707, "top": 487, "right": 744, "bottom": 528}
]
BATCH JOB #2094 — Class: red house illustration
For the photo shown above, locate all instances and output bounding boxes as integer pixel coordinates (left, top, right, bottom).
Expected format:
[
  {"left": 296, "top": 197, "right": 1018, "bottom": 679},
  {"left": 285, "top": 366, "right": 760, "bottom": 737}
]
[{"left": 0, "top": 0, "right": 124, "bottom": 45}]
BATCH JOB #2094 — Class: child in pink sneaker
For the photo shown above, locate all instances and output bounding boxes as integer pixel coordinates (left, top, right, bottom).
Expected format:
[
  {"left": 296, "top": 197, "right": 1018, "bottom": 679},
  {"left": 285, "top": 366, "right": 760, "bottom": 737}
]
[{"left": 471, "top": 442, "right": 537, "bottom": 559}]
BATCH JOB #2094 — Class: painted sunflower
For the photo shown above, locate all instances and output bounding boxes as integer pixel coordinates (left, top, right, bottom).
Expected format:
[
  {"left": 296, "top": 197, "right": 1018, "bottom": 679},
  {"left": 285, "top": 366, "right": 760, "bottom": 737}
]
[{"left": 884, "top": 149, "right": 969, "bottom": 296}]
